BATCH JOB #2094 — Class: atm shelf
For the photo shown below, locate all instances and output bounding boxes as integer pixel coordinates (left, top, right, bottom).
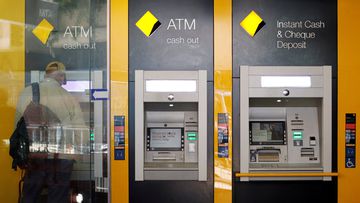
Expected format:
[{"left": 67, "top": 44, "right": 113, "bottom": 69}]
[
  {"left": 250, "top": 163, "right": 322, "bottom": 169},
  {"left": 235, "top": 172, "right": 338, "bottom": 177},
  {"left": 144, "top": 162, "right": 198, "bottom": 170}
]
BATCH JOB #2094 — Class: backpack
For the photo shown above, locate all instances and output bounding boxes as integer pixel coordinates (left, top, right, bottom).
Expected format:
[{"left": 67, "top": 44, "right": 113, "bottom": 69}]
[
  {"left": 9, "top": 83, "right": 61, "bottom": 171},
  {"left": 9, "top": 116, "right": 29, "bottom": 170}
]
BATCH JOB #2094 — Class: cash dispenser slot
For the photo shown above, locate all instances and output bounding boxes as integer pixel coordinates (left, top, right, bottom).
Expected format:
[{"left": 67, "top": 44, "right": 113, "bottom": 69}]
[{"left": 153, "top": 153, "right": 177, "bottom": 161}]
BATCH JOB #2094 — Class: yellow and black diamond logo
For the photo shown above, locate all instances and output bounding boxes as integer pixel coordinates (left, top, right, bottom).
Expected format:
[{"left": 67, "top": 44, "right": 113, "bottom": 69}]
[
  {"left": 136, "top": 11, "right": 161, "bottom": 37},
  {"left": 240, "top": 11, "right": 265, "bottom": 37},
  {"left": 32, "top": 18, "right": 54, "bottom": 44}
]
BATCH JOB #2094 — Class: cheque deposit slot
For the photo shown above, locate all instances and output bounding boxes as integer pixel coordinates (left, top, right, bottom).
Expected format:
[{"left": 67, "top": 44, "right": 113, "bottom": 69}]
[
  {"left": 239, "top": 66, "right": 332, "bottom": 181},
  {"left": 135, "top": 70, "right": 207, "bottom": 181}
]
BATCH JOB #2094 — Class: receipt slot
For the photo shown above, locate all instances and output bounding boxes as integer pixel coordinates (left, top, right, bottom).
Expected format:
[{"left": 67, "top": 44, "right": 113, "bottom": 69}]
[
  {"left": 135, "top": 70, "right": 207, "bottom": 181},
  {"left": 239, "top": 66, "right": 332, "bottom": 181}
]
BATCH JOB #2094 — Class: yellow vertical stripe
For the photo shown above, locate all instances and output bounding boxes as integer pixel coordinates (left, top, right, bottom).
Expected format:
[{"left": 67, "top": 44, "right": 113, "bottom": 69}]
[
  {"left": 214, "top": 1, "right": 232, "bottom": 203},
  {"left": 338, "top": 1, "right": 360, "bottom": 203},
  {"left": 110, "top": 0, "right": 129, "bottom": 202},
  {"left": 0, "top": 0, "right": 25, "bottom": 202}
]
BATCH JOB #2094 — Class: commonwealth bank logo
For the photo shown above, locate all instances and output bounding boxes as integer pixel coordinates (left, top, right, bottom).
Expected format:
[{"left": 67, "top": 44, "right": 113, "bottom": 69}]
[
  {"left": 240, "top": 11, "right": 265, "bottom": 37},
  {"left": 136, "top": 11, "right": 161, "bottom": 37},
  {"left": 32, "top": 18, "right": 54, "bottom": 44}
]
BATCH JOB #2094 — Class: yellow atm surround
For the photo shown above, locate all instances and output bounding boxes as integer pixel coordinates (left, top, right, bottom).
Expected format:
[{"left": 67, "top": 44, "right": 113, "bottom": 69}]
[
  {"left": 338, "top": 1, "right": 360, "bottom": 203},
  {"left": 0, "top": 1, "right": 25, "bottom": 202}
]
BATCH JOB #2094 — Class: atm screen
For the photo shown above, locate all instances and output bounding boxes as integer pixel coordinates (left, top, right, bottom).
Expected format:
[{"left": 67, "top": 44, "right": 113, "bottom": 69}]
[
  {"left": 250, "top": 121, "right": 286, "bottom": 145},
  {"left": 149, "top": 128, "right": 183, "bottom": 150}
]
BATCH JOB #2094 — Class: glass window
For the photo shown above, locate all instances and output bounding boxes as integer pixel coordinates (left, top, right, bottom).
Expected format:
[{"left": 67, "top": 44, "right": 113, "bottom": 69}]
[{"left": 1, "top": 0, "right": 109, "bottom": 202}]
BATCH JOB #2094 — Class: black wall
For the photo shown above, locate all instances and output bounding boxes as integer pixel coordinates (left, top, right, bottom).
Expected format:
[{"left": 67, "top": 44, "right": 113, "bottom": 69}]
[
  {"left": 129, "top": 0, "right": 214, "bottom": 202},
  {"left": 232, "top": 0, "right": 337, "bottom": 77},
  {"left": 129, "top": 0, "right": 214, "bottom": 81},
  {"left": 232, "top": 0, "right": 337, "bottom": 203}
]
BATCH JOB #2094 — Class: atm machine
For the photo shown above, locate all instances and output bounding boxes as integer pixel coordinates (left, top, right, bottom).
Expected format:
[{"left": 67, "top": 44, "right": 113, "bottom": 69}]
[
  {"left": 239, "top": 66, "right": 332, "bottom": 181},
  {"left": 135, "top": 70, "right": 207, "bottom": 181}
]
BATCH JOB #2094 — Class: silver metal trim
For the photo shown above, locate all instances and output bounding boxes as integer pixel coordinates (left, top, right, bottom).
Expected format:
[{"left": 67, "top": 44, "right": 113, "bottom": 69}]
[
  {"left": 93, "top": 71, "right": 104, "bottom": 178},
  {"left": 322, "top": 65, "right": 332, "bottom": 181},
  {"left": 240, "top": 66, "right": 250, "bottom": 181},
  {"left": 198, "top": 70, "right": 207, "bottom": 181},
  {"left": 106, "top": 0, "right": 110, "bottom": 200},
  {"left": 135, "top": 70, "right": 144, "bottom": 181}
]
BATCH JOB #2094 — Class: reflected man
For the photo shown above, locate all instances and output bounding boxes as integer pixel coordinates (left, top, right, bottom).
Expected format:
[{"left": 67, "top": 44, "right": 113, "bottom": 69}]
[{"left": 15, "top": 61, "right": 87, "bottom": 203}]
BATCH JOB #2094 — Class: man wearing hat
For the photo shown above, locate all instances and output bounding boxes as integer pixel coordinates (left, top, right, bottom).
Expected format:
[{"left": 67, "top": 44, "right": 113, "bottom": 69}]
[{"left": 14, "top": 61, "right": 87, "bottom": 203}]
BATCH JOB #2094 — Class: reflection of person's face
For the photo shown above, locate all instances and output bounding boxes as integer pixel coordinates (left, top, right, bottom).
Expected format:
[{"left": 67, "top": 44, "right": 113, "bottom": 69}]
[
  {"left": 56, "top": 72, "right": 67, "bottom": 85},
  {"left": 61, "top": 73, "right": 67, "bottom": 85}
]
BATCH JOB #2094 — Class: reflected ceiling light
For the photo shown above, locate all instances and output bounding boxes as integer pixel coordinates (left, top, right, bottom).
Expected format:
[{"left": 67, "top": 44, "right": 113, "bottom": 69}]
[
  {"left": 2, "top": 139, "right": 9, "bottom": 145},
  {"left": 261, "top": 76, "right": 311, "bottom": 87},
  {"left": 0, "top": 22, "right": 10, "bottom": 50},
  {"left": 76, "top": 193, "right": 83, "bottom": 203},
  {"left": 146, "top": 80, "right": 197, "bottom": 92},
  {"left": 62, "top": 81, "right": 90, "bottom": 92}
]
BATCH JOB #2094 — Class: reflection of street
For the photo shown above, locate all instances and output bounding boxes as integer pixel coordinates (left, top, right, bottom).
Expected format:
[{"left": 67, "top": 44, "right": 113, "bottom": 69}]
[
  {"left": 214, "top": 71, "right": 232, "bottom": 195},
  {"left": 269, "top": 123, "right": 283, "bottom": 140},
  {"left": 252, "top": 122, "right": 284, "bottom": 142},
  {"left": 27, "top": 125, "right": 90, "bottom": 154},
  {"left": 214, "top": 165, "right": 232, "bottom": 190},
  {"left": 0, "top": 88, "right": 16, "bottom": 143}
]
